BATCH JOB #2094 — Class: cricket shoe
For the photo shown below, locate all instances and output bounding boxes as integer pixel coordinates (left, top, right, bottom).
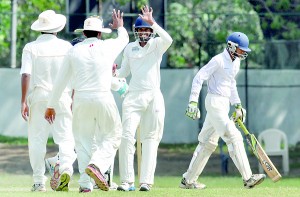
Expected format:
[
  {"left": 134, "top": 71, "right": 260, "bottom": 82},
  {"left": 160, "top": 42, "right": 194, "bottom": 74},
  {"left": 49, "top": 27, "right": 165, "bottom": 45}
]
[
  {"left": 93, "top": 184, "right": 99, "bottom": 189},
  {"left": 79, "top": 187, "right": 91, "bottom": 193},
  {"left": 45, "top": 156, "right": 59, "bottom": 177},
  {"left": 179, "top": 178, "right": 207, "bottom": 189},
  {"left": 31, "top": 184, "right": 46, "bottom": 192},
  {"left": 139, "top": 183, "right": 151, "bottom": 191},
  {"left": 244, "top": 174, "right": 266, "bottom": 189},
  {"left": 55, "top": 171, "right": 71, "bottom": 192},
  {"left": 85, "top": 164, "right": 109, "bottom": 191},
  {"left": 94, "top": 182, "right": 118, "bottom": 190},
  {"left": 110, "top": 182, "right": 118, "bottom": 190},
  {"left": 104, "top": 166, "right": 118, "bottom": 190},
  {"left": 93, "top": 167, "right": 110, "bottom": 189},
  {"left": 50, "top": 163, "right": 60, "bottom": 190},
  {"left": 117, "top": 182, "right": 136, "bottom": 191}
]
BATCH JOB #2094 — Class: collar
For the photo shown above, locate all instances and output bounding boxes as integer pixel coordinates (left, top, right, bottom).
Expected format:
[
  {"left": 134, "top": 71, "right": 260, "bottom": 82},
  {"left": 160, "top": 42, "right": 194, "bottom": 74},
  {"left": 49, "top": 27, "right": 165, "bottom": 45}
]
[
  {"left": 83, "top": 37, "right": 99, "bottom": 43},
  {"left": 223, "top": 48, "right": 232, "bottom": 61},
  {"left": 36, "top": 34, "right": 57, "bottom": 41},
  {"left": 223, "top": 48, "right": 241, "bottom": 63}
]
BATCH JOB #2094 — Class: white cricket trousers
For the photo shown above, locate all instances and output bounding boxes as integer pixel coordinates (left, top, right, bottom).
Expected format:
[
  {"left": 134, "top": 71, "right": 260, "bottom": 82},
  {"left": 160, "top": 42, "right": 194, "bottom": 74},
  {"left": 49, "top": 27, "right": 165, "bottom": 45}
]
[
  {"left": 119, "top": 89, "right": 165, "bottom": 185},
  {"left": 183, "top": 93, "right": 252, "bottom": 183},
  {"left": 28, "top": 100, "right": 76, "bottom": 184},
  {"left": 72, "top": 92, "right": 122, "bottom": 190}
]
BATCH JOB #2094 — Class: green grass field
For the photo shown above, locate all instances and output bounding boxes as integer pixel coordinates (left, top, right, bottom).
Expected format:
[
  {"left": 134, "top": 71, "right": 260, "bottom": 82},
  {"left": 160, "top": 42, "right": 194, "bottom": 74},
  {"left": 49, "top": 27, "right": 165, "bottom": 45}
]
[{"left": 0, "top": 174, "right": 299, "bottom": 197}]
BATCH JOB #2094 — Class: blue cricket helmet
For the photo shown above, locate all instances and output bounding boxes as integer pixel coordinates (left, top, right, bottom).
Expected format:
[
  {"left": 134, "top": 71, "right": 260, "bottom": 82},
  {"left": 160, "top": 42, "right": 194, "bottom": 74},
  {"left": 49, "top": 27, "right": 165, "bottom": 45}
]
[
  {"left": 134, "top": 16, "right": 152, "bottom": 29},
  {"left": 133, "top": 16, "right": 155, "bottom": 42},
  {"left": 226, "top": 32, "right": 251, "bottom": 52}
]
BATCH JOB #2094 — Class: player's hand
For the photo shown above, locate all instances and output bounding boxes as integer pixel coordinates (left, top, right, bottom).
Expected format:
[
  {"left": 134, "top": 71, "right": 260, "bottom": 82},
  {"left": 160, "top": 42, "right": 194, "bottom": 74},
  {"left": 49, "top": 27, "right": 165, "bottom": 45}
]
[
  {"left": 232, "top": 104, "right": 246, "bottom": 123},
  {"left": 139, "top": 5, "right": 155, "bottom": 26},
  {"left": 44, "top": 108, "right": 56, "bottom": 124},
  {"left": 185, "top": 101, "right": 200, "bottom": 120},
  {"left": 21, "top": 102, "right": 29, "bottom": 121},
  {"left": 109, "top": 9, "right": 124, "bottom": 29}
]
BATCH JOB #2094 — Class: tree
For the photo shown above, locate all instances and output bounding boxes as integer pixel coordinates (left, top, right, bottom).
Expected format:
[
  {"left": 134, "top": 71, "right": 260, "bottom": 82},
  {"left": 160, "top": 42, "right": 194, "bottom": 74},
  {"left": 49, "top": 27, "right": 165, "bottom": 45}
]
[
  {"left": 249, "top": 0, "right": 300, "bottom": 40},
  {"left": 0, "top": 0, "right": 66, "bottom": 68},
  {"left": 167, "top": 0, "right": 264, "bottom": 68},
  {"left": 0, "top": 1, "right": 12, "bottom": 67},
  {"left": 0, "top": 0, "right": 148, "bottom": 68},
  {"left": 248, "top": 0, "right": 300, "bottom": 69}
]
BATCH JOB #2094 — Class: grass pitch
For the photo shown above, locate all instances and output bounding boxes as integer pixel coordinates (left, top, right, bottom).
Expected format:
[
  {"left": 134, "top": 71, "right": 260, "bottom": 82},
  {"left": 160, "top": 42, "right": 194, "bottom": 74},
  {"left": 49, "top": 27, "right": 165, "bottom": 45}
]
[{"left": 0, "top": 174, "right": 299, "bottom": 197}]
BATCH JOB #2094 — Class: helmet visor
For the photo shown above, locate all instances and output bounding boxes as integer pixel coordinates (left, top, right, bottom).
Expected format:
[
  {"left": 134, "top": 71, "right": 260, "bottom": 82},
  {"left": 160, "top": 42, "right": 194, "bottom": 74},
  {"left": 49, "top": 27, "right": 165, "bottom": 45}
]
[{"left": 134, "top": 28, "right": 154, "bottom": 42}]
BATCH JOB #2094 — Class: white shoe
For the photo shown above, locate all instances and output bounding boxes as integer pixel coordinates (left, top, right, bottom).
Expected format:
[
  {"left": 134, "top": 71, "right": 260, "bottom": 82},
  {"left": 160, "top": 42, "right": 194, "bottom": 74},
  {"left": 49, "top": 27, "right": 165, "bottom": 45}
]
[
  {"left": 117, "top": 182, "right": 136, "bottom": 191},
  {"left": 244, "top": 174, "right": 266, "bottom": 189},
  {"left": 179, "top": 178, "right": 206, "bottom": 189},
  {"left": 79, "top": 187, "right": 91, "bottom": 193},
  {"left": 139, "top": 183, "right": 151, "bottom": 191},
  {"left": 110, "top": 182, "right": 118, "bottom": 190},
  {"left": 31, "top": 184, "right": 46, "bottom": 192},
  {"left": 50, "top": 163, "right": 60, "bottom": 190}
]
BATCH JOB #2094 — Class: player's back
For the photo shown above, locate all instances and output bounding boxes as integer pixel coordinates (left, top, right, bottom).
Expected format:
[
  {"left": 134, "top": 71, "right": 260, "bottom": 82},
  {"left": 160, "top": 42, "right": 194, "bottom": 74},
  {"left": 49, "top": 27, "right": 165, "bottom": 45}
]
[
  {"left": 25, "top": 34, "right": 72, "bottom": 91},
  {"left": 68, "top": 38, "right": 113, "bottom": 94}
]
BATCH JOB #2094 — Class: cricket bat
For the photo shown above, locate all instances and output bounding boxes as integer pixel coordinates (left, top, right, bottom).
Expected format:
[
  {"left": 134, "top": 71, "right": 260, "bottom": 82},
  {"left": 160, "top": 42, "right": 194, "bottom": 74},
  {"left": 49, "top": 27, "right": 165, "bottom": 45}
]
[{"left": 236, "top": 119, "right": 282, "bottom": 182}]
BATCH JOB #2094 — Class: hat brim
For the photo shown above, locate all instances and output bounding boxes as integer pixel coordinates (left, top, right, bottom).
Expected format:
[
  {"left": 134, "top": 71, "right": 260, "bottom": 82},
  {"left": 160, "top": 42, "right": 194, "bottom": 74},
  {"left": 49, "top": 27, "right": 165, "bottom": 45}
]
[
  {"left": 31, "top": 14, "right": 66, "bottom": 33},
  {"left": 74, "top": 28, "right": 112, "bottom": 34}
]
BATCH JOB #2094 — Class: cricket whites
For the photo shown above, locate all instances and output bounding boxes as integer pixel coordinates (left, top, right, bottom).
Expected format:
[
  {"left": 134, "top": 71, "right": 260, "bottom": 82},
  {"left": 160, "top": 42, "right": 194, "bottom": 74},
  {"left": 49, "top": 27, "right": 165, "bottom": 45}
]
[{"left": 236, "top": 119, "right": 282, "bottom": 182}]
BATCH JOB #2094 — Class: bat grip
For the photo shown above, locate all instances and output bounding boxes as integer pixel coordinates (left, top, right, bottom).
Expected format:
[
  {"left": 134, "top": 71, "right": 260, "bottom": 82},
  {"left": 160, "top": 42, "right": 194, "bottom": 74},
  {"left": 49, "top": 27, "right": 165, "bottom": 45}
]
[{"left": 237, "top": 119, "right": 250, "bottom": 135}]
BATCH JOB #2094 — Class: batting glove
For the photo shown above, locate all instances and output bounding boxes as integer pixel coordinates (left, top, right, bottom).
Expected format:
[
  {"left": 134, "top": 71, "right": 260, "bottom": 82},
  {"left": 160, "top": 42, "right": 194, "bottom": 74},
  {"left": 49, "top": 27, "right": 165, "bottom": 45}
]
[
  {"left": 185, "top": 101, "right": 200, "bottom": 120},
  {"left": 232, "top": 103, "right": 246, "bottom": 123}
]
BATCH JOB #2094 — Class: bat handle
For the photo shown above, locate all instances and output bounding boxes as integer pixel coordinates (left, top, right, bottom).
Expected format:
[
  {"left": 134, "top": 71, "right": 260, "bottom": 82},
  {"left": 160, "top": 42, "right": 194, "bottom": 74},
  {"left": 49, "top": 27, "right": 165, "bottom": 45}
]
[{"left": 237, "top": 119, "right": 250, "bottom": 135}]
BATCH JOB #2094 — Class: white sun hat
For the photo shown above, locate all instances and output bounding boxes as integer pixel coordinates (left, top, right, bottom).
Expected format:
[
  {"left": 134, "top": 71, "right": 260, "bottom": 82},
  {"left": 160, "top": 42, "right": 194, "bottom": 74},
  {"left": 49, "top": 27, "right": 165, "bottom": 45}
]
[
  {"left": 74, "top": 16, "right": 112, "bottom": 34},
  {"left": 31, "top": 10, "right": 66, "bottom": 33}
]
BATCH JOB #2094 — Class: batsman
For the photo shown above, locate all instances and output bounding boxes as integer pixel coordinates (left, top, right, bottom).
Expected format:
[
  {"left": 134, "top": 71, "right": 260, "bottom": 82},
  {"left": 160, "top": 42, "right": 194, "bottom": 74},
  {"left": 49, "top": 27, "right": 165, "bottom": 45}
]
[{"left": 182, "top": 32, "right": 266, "bottom": 189}]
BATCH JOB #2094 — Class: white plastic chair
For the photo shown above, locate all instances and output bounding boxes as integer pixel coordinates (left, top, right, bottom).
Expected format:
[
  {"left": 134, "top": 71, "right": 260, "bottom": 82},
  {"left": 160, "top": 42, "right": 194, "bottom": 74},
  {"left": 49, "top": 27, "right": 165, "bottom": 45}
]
[{"left": 258, "top": 128, "right": 289, "bottom": 175}]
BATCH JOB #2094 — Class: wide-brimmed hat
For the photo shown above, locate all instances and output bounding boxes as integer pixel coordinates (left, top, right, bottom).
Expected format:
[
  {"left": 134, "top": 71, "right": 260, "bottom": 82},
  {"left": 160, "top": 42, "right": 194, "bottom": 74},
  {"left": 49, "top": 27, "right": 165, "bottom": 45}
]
[
  {"left": 31, "top": 10, "right": 66, "bottom": 33},
  {"left": 74, "top": 16, "right": 112, "bottom": 34}
]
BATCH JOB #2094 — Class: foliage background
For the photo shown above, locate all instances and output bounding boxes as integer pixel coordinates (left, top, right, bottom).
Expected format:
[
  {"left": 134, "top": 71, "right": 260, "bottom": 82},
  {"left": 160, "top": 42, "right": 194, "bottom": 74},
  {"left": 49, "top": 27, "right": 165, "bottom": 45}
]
[{"left": 0, "top": 0, "right": 299, "bottom": 69}]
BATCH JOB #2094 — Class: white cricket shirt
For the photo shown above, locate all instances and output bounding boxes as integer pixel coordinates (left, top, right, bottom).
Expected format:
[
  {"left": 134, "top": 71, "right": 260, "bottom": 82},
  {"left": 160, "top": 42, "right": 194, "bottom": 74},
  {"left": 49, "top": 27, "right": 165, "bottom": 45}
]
[
  {"left": 20, "top": 34, "right": 72, "bottom": 93},
  {"left": 48, "top": 27, "right": 129, "bottom": 108},
  {"left": 117, "top": 23, "right": 173, "bottom": 91},
  {"left": 189, "top": 49, "right": 241, "bottom": 105}
]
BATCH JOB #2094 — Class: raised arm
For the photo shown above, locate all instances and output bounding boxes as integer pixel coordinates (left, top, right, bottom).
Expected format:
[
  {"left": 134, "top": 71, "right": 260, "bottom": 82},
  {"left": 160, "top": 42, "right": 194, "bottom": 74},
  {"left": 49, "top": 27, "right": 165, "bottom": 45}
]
[
  {"left": 140, "top": 5, "right": 173, "bottom": 53},
  {"left": 107, "top": 9, "right": 129, "bottom": 58}
]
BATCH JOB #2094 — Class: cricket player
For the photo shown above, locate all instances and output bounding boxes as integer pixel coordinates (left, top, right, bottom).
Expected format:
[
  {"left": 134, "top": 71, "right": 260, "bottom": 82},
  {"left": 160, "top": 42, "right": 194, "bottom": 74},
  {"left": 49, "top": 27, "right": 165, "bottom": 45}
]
[
  {"left": 45, "top": 38, "right": 127, "bottom": 190},
  {"left": 20, "top": 10, "right": 76, "bottom": 192},
  {"left": 44, "top": 10, "right": 129, "bottom": 193},
  {"left": 181, "top": 32, "right": 266, "bottom": 189},
  {"left": 115, "top": 5, "right": 173, "bottom": 192},
  {"left": 45, "top": 63, "right": 128, "bottom": 191}
]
